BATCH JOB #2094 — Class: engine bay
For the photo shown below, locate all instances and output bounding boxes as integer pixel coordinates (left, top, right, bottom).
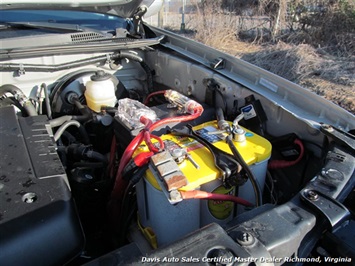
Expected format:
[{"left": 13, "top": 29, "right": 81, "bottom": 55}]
[{"left": 1, "top": 45, "right": 354, "bottom": 265}]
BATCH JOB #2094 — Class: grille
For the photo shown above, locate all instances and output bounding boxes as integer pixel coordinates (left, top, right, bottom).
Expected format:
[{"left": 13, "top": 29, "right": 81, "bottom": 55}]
[{"left": 70, "top": 32, "right": 108, "bottom": 43}]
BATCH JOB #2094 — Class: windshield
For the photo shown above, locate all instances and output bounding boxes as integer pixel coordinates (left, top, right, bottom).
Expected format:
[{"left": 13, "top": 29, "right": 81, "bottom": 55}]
[{"left": 0, "top": 10, "right": 129, "bottom": 38}]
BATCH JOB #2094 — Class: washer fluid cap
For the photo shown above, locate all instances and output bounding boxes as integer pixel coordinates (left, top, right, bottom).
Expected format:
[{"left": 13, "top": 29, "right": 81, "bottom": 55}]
[{"left": 90, "top": 70, "right": 111, "bottom": 81}]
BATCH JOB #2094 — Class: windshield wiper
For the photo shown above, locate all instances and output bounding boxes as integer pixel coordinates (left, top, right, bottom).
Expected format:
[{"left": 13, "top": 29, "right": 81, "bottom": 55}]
[{"left": 5, "top": 21, "right": 112, "bottom": 37}]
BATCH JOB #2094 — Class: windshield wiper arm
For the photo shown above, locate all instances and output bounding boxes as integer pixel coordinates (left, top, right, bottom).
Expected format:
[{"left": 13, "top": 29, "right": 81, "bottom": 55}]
[{"left": 5, "top": 21, "right": 112, "bottom": 37}]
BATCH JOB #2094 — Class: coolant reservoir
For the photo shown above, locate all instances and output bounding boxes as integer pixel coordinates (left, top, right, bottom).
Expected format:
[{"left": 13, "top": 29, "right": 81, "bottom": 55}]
[{"left": 84, "top": 70, "right": 116, "bottom": 112}]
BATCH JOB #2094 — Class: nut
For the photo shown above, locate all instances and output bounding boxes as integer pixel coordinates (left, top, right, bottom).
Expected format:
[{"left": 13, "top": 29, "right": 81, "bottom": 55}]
[{"left": 306, "top": 190, "right": 319, "bottom": 201}]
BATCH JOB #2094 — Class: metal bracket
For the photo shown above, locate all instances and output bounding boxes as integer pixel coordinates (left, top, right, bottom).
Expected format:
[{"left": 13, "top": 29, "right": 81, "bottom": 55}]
[
  {"left": 132, "top": 5, "right": 148, "bottom": 37},
  {"left": 149, "top": 151, "right": 186, "bottom": 204},
  {"left": 148, "top": 164, "right": 183, "bottom": 205},
  {"left": 17, "top": 64, "right": 25, "bottom": 76},
  {"left": 300, "top": 189, "right": 351, "bottom": 231}
]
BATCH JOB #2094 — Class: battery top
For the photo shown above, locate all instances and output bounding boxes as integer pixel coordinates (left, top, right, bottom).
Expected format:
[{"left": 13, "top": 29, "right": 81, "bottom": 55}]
[{"left": 135, "top": 120, "right": 272, "bottom": 191}]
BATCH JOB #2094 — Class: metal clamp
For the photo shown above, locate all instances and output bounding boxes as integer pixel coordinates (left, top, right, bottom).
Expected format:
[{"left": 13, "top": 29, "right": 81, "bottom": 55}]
[
  {"left": 149, "top": 151, "right": 187, "bottom": 204},
  {"left": 300, "top": 189, "right": 350, "bottom": 231},
  {"left": 18, "top": 64, "right": 25, "bottom": 76}
]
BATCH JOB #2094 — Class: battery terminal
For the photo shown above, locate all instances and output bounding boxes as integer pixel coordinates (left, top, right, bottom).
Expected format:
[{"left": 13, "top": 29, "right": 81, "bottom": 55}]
[
  {"left": 232, "top": 113, "right": 246, "bottom": 142},
  {"left": 171, "top": 148, "right": 200, "bottom": 169}
]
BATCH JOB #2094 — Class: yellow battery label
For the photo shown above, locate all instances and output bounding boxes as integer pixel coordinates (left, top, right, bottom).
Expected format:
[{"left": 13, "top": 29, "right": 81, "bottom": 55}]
[{"left": 207, "top": 186, "right": 235, "bottom": 220}]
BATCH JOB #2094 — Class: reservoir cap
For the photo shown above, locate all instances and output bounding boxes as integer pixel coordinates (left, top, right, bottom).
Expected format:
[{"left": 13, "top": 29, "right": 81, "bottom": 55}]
[{"left": 90, "top": 70, "right": 111, "bottom": 81}]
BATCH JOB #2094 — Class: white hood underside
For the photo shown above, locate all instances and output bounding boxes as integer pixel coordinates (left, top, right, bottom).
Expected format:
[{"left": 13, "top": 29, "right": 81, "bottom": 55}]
[{"left": 0, "top": 0, "right": 162, "bottom": 18}]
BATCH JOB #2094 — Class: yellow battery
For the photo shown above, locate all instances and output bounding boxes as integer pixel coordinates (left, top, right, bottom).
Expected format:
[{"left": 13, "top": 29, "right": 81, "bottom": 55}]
[
  {"left": 135, "top": 120, "right": 272, "bottom": 247},
  {"left": 135, "top": 120, "right": 271, "bottom": 192}
]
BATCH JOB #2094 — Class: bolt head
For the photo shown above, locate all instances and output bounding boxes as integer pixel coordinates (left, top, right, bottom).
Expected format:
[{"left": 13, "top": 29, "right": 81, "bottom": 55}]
[
  {"left": 236, "top": 232, "right": 254, "bottom": 246},
  {"left": 306, "top": 190, "right": 319, "bottom": 201},
  {"left": 321, "top": 124, "right": 334, "bottom": 132}
]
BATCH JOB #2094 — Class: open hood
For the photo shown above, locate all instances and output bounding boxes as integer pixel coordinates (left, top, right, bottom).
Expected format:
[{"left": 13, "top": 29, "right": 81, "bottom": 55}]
[{"left": 0, "top": 0, "right": 162, "bottom": 18}]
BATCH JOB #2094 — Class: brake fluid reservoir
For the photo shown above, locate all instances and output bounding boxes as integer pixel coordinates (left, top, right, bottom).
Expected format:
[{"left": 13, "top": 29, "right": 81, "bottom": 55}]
[
  {"left": 135, "top": 121, "right": 272, "bottom": 248},
  {"left": 84, "top": 70, "right": 116, "bottom": 112}
]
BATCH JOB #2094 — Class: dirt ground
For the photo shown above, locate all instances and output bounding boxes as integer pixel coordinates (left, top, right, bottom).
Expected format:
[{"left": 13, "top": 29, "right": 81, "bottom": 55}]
[
  {"left": 170, "top": 30, "right": 355, "bottom": 114},
  {"left": 179, "top": 35, "right": 355, "bottom": 115},
  {"left": 217, "top": 39, "right": 355, "bottom": 115}
]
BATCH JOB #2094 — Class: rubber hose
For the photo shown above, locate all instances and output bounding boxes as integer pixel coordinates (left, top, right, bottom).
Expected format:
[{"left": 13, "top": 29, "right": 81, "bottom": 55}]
[
  {"left": 54, "top": 120, "right": 90, "bottom": 144},
  {"left": 0, "top": 84, "right": 37, "bottom": 116},
  {"left": 41, "top": 83, "right": 52, "bottom": 119},
  {"left": 49, "top": 115, "right": 73, "bottom": 128},
  {"left": 85, "top": 150, "right": 108, "bottom": 164},
  {"left": 54, "top": 120, "right": 81, "bottom": 141}
]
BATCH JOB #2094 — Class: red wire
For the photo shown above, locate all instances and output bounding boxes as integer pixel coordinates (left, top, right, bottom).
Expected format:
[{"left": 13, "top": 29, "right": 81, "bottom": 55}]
[
  {"left": 111, "top": 116, "right": 152, "bottom": 199},
  {"left": 149, "top": 106, "right": 203, "bottom": 132},
  {"left": 140, "top": 116, "right": 153, "bottom": 128},
  {"left": 143, "top": 90, "right": 166, "bottom": 105},
  {"left": 180, "top": 190, "right": 253, "bottom": 207},
  {"left": 111, "top": 105, "right": 204, "bottom": 200},
  {"left": 111, "top": 131, "right": 144, "bottom": 199},
  {"left": 268, "top": 139, "right": 305, "bottom": 169},
  {"left": 144, "top": 131, "right": 164, "bottom": 153},
  {"left": 109, "top": 104, "right": 205, "bottom": 232}
]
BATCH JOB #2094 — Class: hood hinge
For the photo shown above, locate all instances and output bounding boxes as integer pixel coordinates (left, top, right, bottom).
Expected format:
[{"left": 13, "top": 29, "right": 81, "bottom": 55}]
[{"left": 132, "top": 5, "right": 148, "bottom": 38}]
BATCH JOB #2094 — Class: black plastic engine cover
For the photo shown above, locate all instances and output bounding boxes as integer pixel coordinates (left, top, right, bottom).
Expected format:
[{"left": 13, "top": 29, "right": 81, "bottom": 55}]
[{"left": 0, "top": 106, "right": 84, "bottom": 266}]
